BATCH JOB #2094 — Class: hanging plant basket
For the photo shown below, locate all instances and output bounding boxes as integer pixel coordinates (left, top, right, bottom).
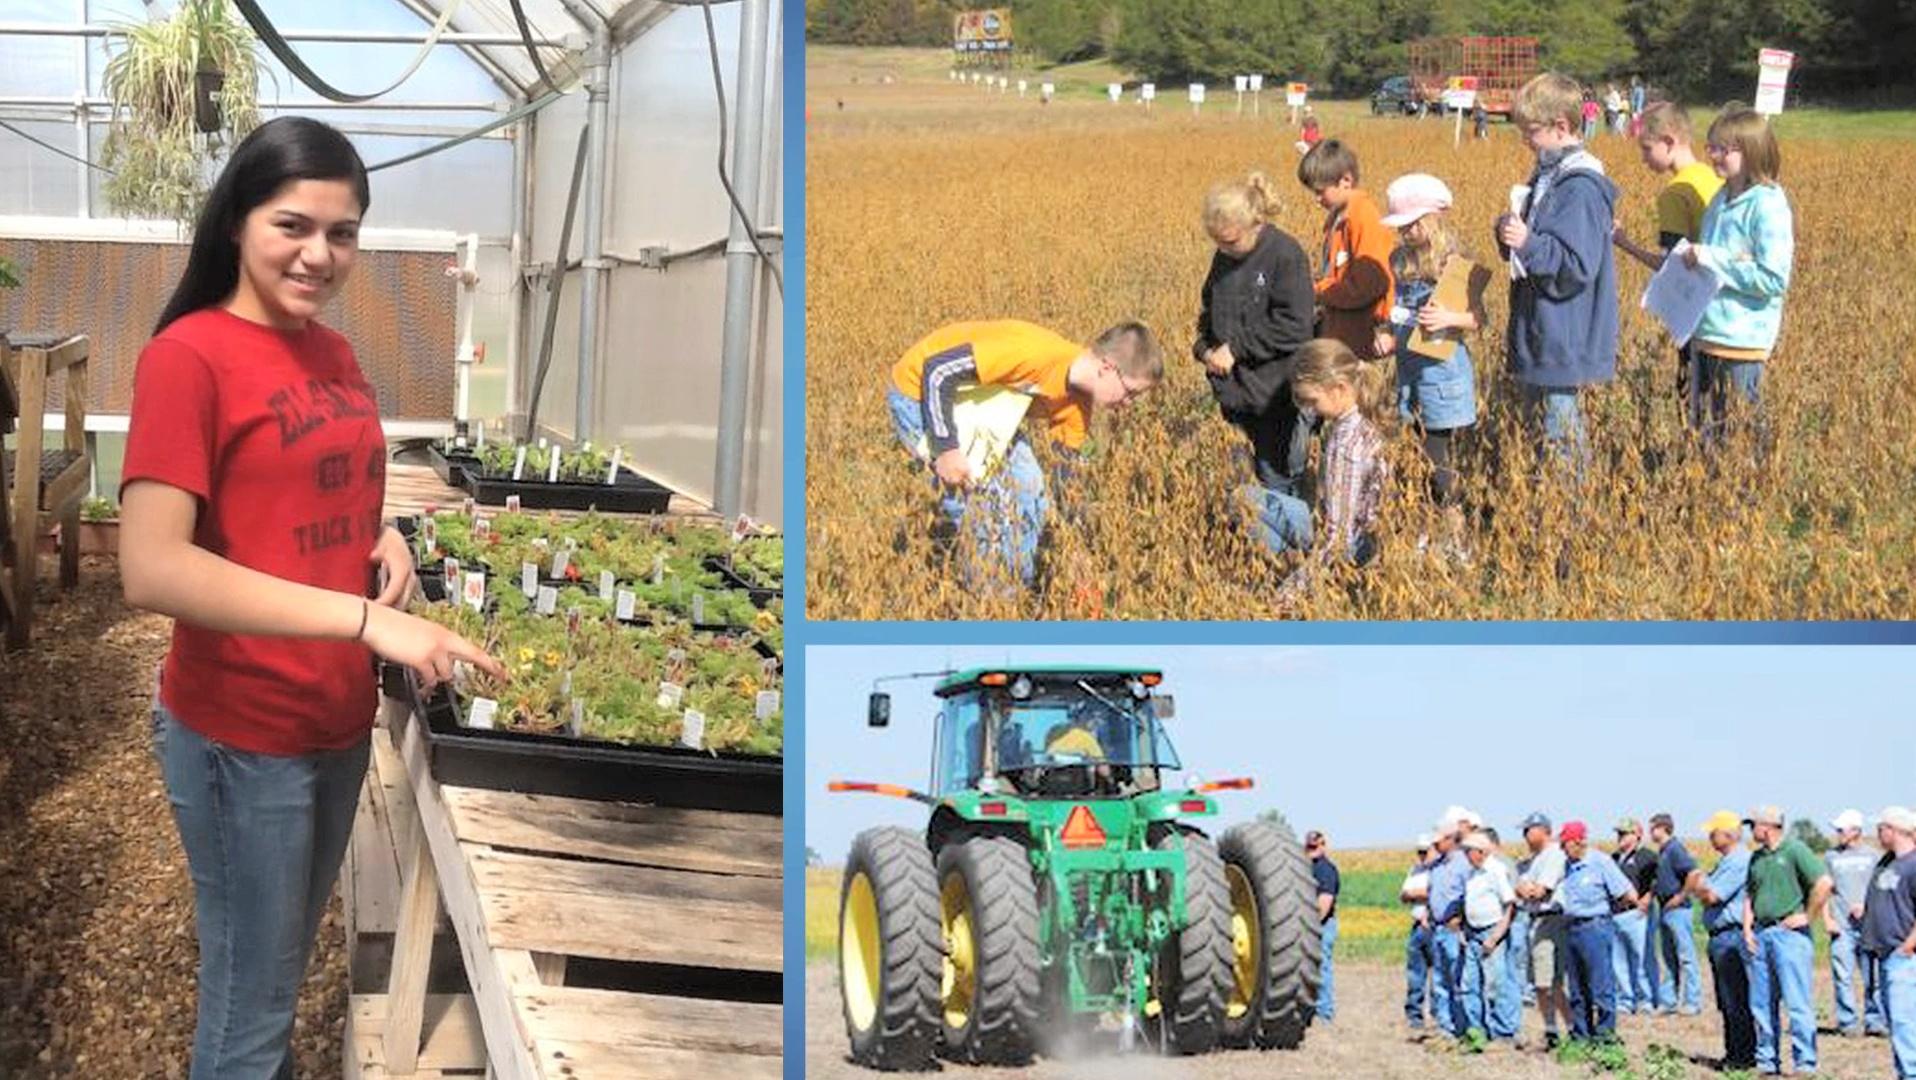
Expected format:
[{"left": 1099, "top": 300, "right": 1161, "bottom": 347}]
[{"left": 194, "top": 58, "right": 226, "bottom": 134}]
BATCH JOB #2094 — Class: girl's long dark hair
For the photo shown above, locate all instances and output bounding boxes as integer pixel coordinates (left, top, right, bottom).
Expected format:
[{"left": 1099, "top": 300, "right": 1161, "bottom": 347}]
[{"left": 154, "top": 116, "right": 371, "bottom": 335}]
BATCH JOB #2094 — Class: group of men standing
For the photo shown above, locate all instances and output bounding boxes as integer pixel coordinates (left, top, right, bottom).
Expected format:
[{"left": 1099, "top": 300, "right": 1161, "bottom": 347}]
[{"left": 1393, "top": 804, "right": 1916, "bottom": 1078}]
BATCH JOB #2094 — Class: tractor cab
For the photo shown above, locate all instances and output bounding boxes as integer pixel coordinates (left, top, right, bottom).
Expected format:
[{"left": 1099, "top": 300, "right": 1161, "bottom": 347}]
[{"left": 928, "top": 667, "right": 1179, "bottom": 801}]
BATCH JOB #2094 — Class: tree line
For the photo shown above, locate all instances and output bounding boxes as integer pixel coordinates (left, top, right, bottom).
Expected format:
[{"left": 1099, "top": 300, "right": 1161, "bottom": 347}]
[{"left": 806, "top": 0, "right": 1916, "bottom": 104}]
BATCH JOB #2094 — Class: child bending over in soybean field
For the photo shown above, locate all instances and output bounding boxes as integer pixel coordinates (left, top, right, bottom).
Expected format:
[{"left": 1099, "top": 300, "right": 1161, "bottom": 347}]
[
  {"left": 886, "top": 319, "right": 1163, "bottom": 590},
  {"left": 1250, "top": 338, "right": 1392, "bottom": 595},
  {"left": 1194, "top": 171, "right": 1317, "bottom": 500}
]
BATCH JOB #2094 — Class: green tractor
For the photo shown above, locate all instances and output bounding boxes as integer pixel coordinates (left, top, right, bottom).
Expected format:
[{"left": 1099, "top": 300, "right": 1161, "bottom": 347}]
[{"left": 831, "top": 666, "right": 1321, "bottom": 1069}]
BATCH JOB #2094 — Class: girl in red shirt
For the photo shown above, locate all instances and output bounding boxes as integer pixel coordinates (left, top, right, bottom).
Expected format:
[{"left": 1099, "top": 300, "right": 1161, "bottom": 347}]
[{"left": 120, "top": 117, "right": 503, "bottom": 1078}]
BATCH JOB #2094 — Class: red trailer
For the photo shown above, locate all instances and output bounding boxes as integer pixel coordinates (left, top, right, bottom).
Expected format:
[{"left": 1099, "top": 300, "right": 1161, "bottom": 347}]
[{"left": 1408, "top": 36, "right": 1538, "bottom": 115}]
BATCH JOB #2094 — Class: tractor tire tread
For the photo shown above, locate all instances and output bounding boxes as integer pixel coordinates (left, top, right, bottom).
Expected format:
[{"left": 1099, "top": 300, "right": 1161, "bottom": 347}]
[
  {"left": 843, "top": 827, "right": 942, "bottom": 1071},
  {"left": 1219, "top": 818, "right": 1323, "bottom": 1051}
]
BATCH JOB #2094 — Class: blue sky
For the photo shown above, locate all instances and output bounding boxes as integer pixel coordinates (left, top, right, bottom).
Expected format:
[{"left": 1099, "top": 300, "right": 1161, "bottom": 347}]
[{"left": 803, "top": 646, "right": 1916, "bottom": 861}]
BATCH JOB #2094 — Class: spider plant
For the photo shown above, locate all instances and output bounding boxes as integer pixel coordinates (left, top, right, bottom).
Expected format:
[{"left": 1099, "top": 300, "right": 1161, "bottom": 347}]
[{"left": 100, "top": 0, "right": 265, "bottom": 222}]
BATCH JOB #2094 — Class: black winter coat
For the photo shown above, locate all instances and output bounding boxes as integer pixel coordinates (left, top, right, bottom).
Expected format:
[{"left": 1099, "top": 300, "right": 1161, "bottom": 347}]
[{"left": 1193, "top": 224, "right": 1317, "bottom": 419}]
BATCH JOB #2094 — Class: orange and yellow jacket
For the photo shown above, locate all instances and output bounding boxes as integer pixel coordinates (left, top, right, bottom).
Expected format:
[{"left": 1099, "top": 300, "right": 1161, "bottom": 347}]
[{"left": 1314, "top": 190, "right": 1396, "bottom": 360}]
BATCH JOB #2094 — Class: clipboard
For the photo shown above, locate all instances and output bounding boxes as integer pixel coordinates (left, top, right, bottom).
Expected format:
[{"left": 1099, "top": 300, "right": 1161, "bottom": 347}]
[
  {"left": 1407, "top": 257, "right": 1492, "bottom": 362},
  {"left": 910, "top": 384, "right": 1035, "bottom": 481}
]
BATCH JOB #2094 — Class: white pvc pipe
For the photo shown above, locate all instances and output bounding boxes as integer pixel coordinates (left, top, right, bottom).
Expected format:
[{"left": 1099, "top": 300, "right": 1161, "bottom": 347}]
[{"left": 713, "top": 0, "right": 771, "bottom": 519}]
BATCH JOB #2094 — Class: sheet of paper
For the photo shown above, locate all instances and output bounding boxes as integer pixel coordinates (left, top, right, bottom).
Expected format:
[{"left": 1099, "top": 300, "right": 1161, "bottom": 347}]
[
  {"left": 910, "top": 385, "right": 1035, "bottom": 480},
  {"left": 1507, "top": 184, "right": 1531, "bottom": 279},
  {"left": 1640, "top": 240, "right": 1721, "bottom": 346}
]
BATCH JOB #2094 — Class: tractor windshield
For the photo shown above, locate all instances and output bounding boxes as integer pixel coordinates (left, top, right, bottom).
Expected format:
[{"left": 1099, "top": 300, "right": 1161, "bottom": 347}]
[{"left": 993, "top": 686, "right": 1180, "bottom": 772}]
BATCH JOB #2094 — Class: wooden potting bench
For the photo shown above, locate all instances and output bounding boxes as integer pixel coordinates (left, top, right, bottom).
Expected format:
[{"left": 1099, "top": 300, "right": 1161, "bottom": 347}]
[
  {"left": 340, "top": 698, "right": 783, "bottom": 1079},
  {"left": 2, "top": 333, "right": 92, "bottom": 649}
]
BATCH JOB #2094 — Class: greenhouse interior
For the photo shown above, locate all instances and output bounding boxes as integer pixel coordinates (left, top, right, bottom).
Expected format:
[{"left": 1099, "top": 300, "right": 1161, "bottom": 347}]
[{"left": 0, "top": 1, "right": 785, "bottom": 1076}]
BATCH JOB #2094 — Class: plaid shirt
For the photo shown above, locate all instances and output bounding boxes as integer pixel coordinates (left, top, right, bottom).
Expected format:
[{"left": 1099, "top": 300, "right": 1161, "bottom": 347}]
[{"left": 1318, "top": 410, "right": 1386, "bottom": 557}]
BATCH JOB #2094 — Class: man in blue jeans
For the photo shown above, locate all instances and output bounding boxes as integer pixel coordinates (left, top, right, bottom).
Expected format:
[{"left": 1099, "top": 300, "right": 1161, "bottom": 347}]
[
  {"left": 1650, "top": 812, "right": 1704, "bottom": 1015},
  {"left": 1611, "top": 818, "right": 1658, "bottom": 1014},
  {"left": 1828, "top": 808, "right": 1889, "bottom": 1036},
  {"left": 1460, "top": 831, "right": 1517, "bottom": 1044},
  {"left": 1743, "top": 804, "right": 1834, "bottom": 1076},
  {"left": 1861, "top": 805, "right": 1916, "bottom": 1080},
  {"left": 1308, "top": 830, "right": 1342, "bottom": 1021},
  {"left": 1557, "top": 820, "right": 1638, "bottom": 1044},
  {"left": 1427, "top": 810, "right": 1475, "bottom": 1039},
  {"left": 1400, "top": 835, "right": 1437, "bottom": 1031},
  {"left": 1689, "top": 810, "right": 1757, "bottom": 1070}
]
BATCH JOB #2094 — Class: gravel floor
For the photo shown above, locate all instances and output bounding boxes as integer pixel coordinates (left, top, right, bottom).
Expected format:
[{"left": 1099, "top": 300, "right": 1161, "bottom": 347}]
[{"left": 0, "top": 555, "right": 348, "bottom": 1078}]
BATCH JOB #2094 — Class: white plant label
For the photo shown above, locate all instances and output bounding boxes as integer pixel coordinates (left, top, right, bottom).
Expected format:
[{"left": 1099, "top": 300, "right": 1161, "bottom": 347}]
[
  {"left": 551, "top": 549, "right": 570, "bottom": 578},
  {"left": 657, "top": 681, "right": 685, "bottom": 709},
  {"left": 521, "top": 561, "right": 538, "bottom": 598},
  {"left": 535, "top": 584, "right": 558, "bottom": 616},
  {"left": 606, "top": 446, "right": 623, "bottom": 485},
  {"left": 505, "top": 494, "right": 521, "bottom": 513},
  {"left": 568, "top": 698, "right": 585, "bottom": 737},
  {"left": 755, "top": 690, "right": 780, "bottom": 720},
  {"left": 599, "top": 570, "right": 616, "bottom": 601},
  {"left": 565, "top": 607, "right": 581, "bottom": 637},
  {"left": 473, "top": 514, "right": 489, "bottom": 534},
  {"left": 512, "top": 445, "right": 527, "bottom": 480},
  {"left": 615, "top": 589, "right": 636, "bottom": 621},
  {"left": 731, "top": 514, "right": 754, "bottom": 543},
  {"left": 467, "top": 697, "right": 497, "bottom": 730},
  {"left": 667, "top": 647, "right": 689, "bottom": 667},
  {"left": 691, "top": 593, "right": 705, "bottom": 624},
  {"left": 560, "top": 669, "right": 573, "bottom": 696},
  {"left": 546, "top": 448, "right": 562, "bottom": 483},
  {"left": 532, "top": 537, "right": 549, "bottom": 550},
  {"left": 679, "top": 708, "right": 705, "bottom": 750},
  {"left": 652, "top": 552, "right": 666, "bottom": 585},
  {"left": 454, "top": 434, "right": 466, "bottom": 449},
  {"left": 473, "top": 420, "right": 484, "bottom": 448},
  {"left": 537, "top": 436, "right": 548, "bottom": 450},
  {"left": 761, "top": 656, "right": 780, "bottom": 677}
]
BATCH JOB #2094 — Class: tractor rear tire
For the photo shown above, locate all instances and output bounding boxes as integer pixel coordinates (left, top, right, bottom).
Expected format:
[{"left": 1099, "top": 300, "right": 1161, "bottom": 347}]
[
  {"left": 1218, "top": 819, "right": 1323, "bottom": 1050},
  {"left": 840, "top": 827, "right": 942, "bottom": 1070},
  {"left": 1152, "top": 827, "right": 1233, "bottom": 1054},
  {"left": 935, "top": 835, "right": 1041, "bottom": 1065}
]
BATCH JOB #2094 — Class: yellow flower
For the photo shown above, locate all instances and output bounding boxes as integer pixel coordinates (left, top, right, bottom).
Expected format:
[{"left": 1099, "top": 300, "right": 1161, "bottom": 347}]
[
  {"left": 517, "top": 647, "right": 536, "bottom": 664},
  {"left": 544, "top": 650, "right": 563, "bottom": 668}
]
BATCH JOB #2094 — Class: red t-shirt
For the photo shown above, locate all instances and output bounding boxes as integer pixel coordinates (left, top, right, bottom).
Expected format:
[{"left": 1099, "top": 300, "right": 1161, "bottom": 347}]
[{"left": 122, "top": 307, "right": 386, "bottom": 755}]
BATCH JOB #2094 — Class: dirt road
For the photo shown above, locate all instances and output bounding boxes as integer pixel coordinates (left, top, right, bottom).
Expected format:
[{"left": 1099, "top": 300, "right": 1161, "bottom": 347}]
[{"left": 808, "top": 959, "right": 1889, "bottom": 1080}]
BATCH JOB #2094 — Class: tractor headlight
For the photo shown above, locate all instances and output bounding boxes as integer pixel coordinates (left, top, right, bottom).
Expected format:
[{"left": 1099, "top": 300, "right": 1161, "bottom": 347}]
[
  {"left": 1010, "top": 675, "right": 1034, "bottom": 700},
  {"left": 1128, "top": 679, "right": 1149, "bottom": 700}
]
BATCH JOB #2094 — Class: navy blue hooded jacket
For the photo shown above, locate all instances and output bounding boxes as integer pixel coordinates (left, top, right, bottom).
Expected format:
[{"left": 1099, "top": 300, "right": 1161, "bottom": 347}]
[{"left": 1501, "top": 147, "right": 1620, "bottom": 389}]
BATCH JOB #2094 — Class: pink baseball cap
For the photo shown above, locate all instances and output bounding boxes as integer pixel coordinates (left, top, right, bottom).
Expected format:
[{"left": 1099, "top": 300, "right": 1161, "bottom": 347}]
[
  {"left": 1559, "top": 820, "right": 1588, "bottom": 843},
  {"left": 1381, "top": 173, "right": 1454, "bottom": 227}
]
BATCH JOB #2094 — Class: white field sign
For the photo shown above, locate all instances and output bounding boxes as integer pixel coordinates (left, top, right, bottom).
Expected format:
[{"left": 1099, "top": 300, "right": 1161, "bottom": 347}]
[
  {"left": 1756, "top": 48, "right": 1794, "bottom": 115},
  {"left": 1108, "top": 82, "right": 1122, "bottom": 102},
  {"left": 1249, "top": 73, "right": 1264, "bottom": 115},
  {"left": 1189, "top": 82, "right": 1205, "bottom": 114},
  {"left": 1018, "top": 78, "right": 1027, "bottom": 96},
  {"left": 1234, "top": 74, "right": 1248, "bottom": 114},
  {"left": 1041, "top": 82, "right": 1054, "bottom": 102},
  {"left": 1141, "top": 82, "right": 1156, "bottom": 106}
]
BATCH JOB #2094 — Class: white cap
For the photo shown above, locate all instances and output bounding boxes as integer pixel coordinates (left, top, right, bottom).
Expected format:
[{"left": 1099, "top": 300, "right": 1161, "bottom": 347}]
[
  {"left": 1436, "top": 805, "right": 1469, "bottom": 832},
  {"left": 1878, "top": 806, "right": 1916, "bottom": 832},
  {"left": 1830, "top": 809, "right": 1865, "bottom": 832},
  {"left": 1460, "top": 807, "right": 1484, "bottom": 828},
  {"left": 1415, "top": 832, "right": 1434, "bottom": 849},
  {"left": 1380, "top": 172, "right": 1455, "bottom": 228}
]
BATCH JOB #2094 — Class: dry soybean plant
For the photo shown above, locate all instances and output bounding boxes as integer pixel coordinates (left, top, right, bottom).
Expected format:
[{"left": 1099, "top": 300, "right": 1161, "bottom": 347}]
[{"left": 805, "top": 90, "right": 1916, "bottom": 620}]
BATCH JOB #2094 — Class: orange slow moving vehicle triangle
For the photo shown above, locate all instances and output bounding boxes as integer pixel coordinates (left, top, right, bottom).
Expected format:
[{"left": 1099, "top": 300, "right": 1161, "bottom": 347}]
[{"left": 1060, "top": 804, "right": 1106, "bottom": 849}]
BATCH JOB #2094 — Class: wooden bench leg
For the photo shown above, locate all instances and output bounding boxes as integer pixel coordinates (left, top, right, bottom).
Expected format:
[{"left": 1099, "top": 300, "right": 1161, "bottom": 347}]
[
  {"left": 385, "top": 825, "right": 443, "bottom": 1073},
  {"left": 58, "top": 503, "right": 79, "bottom": 589},
  {"left": 8, "top": 351, "right": 45, "bottom": 649}
]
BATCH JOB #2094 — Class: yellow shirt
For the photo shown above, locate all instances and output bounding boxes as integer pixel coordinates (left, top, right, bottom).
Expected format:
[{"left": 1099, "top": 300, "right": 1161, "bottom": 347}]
[
  {"left": 1655, "top": 161, "right": 1725, "bottom": 243},
  {"left": 890, "top": 319, "right": 1089, "bottom": 449}
]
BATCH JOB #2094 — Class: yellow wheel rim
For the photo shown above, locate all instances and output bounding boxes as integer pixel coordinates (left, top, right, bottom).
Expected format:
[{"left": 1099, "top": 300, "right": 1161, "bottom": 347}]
[
  {"left": 1226, "top": 863, "right": 1260, "bottom": 1020},
  {"left": 941, "top": 872, "right": 978, "bottom": 1031},
  {"left": 841, "top": 872, "right": 882, "bottom": 1033}
]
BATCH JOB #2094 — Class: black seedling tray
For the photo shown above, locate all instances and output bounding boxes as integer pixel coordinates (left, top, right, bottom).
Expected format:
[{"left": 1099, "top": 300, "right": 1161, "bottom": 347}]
[
  {"left": 425, "top": 443, "right": 481, "bottom": 486},
  {"left": 403, "top": 672, "right": 781, "bottom": 813},
  {"left": 460, "top": 468, "right": 674, "bottom": 514},
  {"left": 703, "top": 557, "right": 782, "bottom": 608}
]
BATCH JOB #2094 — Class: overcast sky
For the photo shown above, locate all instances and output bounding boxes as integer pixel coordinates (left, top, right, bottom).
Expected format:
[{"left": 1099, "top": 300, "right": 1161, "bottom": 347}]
[{"left": 804, "top": 645, "right": 1916, "bottom": 861}]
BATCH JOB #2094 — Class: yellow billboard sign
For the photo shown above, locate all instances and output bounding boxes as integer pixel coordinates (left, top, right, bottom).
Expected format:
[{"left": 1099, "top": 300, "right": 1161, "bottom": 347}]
[{"left": 954, "top": 8, "right": 1013, "bottom": 53}]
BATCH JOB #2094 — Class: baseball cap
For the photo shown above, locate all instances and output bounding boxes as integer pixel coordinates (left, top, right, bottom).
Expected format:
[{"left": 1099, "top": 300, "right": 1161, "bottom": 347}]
[
  {"left": 1649, "top": 812, "right": 1675, "bottom": 832},
  {"left": 1701, "top": 810, "right": 1742, "bottom": 837},
  {"left": 1559, "top": 821, "right": 1588, "bottom": 843},
  {"left": 1437, "top": 805, "right": 1469, "bottom": 832},
  {"left": 1415, "top": 832, "right": 1434, "bottom": 850},
  {"left": 1380, "top": 173, "right": 1455, "bottom": 228},
  {"left": 1879, "top": 806, "right": 1916, "bottom": 832},
  {"left": 1460, "top": 807, "right": 1484, "bottom": 828},
  {"left": 1830, "top": 809, "right": 1865, "bottom": 832},
  {"left": 1744, "top": 805, "right": 1785, "bottom": 827},
  {"left": 1519, "top": 811, "right": 1552, "bottom": 833},
  {"left": 1462, "top": 832, "right": 1495, "bottom": 853},
  {"left": 1614, "top": 816, "right": 1641, "bottom": 835}
]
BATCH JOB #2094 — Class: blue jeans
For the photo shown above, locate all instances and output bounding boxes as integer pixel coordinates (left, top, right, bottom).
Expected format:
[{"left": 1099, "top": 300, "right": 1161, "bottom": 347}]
[
  {"left": 1887, "top": 952, "right": 1916, "bottom": 1080},
  {"left": 1462, "top": 925, "right": 1509, "bottom": 1037},
  {"left": 1697, "top": 355, "right": 1763, "bottom": 444},
  {"left": 1406, "top": 921, "right": 1435, "bottom": 1027},
  {"left": 1708, "top": 928, "right": 1757, "bottom": 1068},
  {"left": 1509, "top": 910, "right": 1535, "bottom": 1007},
  {"left": 1246, "top": 484, "right": 1312, "bottom": 555},
  {"left": 1612, "top": 908, "right": 1653, "bottom": 1012},
  {"left": 1318, "top": 914, "right": 1338, "bottom": 1020},
  {"left": 1832, "top": 918, "right": 1889, "bottom": 1033},
  {"left": 1431, "top": 926, "right": 1468, "bottom": 1037},
  {"left": 887, "top": 388, "right": 1047, "bottom": 589},
  {"left": 1657, "top": 903, "right": 1703, "bottom": 1013},
  {"left": 1564, "top": 916, "right": 1619, "bottom": 1040},
  {"left": 155, "top": 704, "right": 370, "bottom": 1080},
  {"left": 1750, "top": 924, "right": 1817, "bottom": 1074},
  {"left": 1519, "top": 384, "right": 1588, "bottom": 474}
]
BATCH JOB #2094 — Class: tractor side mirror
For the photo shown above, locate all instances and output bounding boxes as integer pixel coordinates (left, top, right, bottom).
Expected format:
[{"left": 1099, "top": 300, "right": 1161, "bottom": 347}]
[
  {"left": 1151, "top": 695, "right": 1176, "bottom": 720},
  {"left": 868, "top": 692, "right": 891, "bottom": 727}
]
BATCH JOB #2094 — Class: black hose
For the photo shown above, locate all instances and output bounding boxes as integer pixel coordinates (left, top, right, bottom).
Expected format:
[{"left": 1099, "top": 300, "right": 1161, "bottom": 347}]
[
  {"left": 506, "top": 0, "right": 557, "bottom": 90},
  {"left": 698, "top": 0, "right": 782, "bottom": 296},
  {"left": 523, "top": 125, "right": 590, "bottom": 441}
]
